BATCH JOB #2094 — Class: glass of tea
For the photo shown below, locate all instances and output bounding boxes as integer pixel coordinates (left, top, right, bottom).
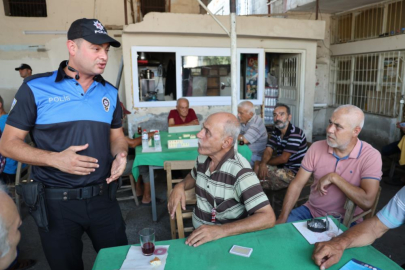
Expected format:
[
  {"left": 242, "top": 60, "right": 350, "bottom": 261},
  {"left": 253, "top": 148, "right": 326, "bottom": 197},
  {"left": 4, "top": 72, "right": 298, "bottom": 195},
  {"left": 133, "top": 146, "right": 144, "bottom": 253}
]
[{"left": 139, "top": 228, "right": 155, "bottom": 256}]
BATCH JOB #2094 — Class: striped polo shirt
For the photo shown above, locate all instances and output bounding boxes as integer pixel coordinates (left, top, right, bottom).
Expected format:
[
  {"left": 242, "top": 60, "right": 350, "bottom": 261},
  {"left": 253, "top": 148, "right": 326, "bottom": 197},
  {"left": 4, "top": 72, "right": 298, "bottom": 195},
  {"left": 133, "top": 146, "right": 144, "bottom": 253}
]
[
  {"left": 267, "top": 122, "right": 308, "bottom": 173},
  {"left": 191, "top": 148, "right": 270, "bottom": 228},
  {"left": 240, "top": 114, "right": 268, "bottom": 158}
]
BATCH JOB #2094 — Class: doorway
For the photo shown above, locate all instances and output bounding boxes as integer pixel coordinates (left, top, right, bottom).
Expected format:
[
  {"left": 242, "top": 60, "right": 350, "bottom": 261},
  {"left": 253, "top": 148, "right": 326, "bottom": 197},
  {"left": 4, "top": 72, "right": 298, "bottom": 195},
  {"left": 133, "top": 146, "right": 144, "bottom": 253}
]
[{"left": 264, "top": 52, "right": 303, "bottom": 128}]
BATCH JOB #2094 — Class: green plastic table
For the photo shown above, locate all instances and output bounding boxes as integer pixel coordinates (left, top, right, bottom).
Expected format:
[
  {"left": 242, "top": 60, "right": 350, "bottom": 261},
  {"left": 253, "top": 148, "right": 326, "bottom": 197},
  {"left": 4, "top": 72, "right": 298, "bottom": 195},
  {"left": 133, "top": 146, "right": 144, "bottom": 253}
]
[
  {"left": 131, "top": 131, "right": 252, "bottom": 221},
  {"left": 92, "top": 222, "right": 402, "bottom": 270}
]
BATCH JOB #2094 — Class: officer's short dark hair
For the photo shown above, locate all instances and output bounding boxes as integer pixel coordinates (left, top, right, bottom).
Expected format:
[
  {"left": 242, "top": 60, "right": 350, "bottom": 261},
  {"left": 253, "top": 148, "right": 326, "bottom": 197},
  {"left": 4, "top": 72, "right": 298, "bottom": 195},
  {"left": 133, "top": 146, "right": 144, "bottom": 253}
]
[
  {"left": 275, "top": 103, "right": 291, "bottom": 115},
  {"left": 0, "top": 96, "right": 3, "bottom": 107}
]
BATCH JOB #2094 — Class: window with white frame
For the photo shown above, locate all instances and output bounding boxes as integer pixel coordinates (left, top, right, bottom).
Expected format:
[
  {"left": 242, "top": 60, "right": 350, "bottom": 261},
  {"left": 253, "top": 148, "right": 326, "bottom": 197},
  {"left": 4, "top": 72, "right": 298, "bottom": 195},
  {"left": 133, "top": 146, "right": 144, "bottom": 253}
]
[
  {"left": 330, "top": 51, "right": 404, "bottom": 117},
  {"left": 131, "top": 46, "right": 265, "bottom": 107}
]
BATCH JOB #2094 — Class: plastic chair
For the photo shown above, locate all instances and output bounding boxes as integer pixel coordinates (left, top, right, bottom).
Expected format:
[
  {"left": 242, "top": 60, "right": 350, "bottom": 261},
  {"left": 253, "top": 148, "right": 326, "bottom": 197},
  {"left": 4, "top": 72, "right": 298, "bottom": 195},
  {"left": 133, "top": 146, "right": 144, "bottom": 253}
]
[
  {"left": 342, "top": 186, "right": 381, "bottom": 228},
  {"left": 164, "top": 160, "right": 195, "bottom": 239}
]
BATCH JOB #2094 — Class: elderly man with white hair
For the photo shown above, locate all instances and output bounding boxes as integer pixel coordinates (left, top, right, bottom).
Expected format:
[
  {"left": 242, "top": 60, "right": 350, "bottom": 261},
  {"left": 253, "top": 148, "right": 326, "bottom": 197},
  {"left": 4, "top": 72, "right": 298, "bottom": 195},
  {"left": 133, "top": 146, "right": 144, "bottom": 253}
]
[
  {"left": 276, "top": 105, "right": 382, "bottom": 224},
  {"left": 237, "top": 101, "right": 268, "bottom": 166},
  {"left": 168, "top": 112, "right": 275, "bottom": 247}
]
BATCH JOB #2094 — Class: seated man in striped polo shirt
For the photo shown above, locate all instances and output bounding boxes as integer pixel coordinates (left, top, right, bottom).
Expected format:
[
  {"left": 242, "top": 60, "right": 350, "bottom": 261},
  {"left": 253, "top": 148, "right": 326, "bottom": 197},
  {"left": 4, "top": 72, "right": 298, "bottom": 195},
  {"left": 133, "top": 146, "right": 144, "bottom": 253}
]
[
  {"left": 254, "top": 103, "right": 308, "bottom": 191},
  {"left": 168, "top": 112, "right": 275, "bottom": 247}
]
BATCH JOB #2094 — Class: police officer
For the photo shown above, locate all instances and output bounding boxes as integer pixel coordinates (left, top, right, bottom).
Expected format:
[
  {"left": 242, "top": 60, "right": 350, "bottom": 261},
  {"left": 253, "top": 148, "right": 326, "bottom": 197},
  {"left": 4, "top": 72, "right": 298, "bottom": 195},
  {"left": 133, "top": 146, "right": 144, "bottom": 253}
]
[{"left": 0, "top": 18, "right": 128, "bottom": 270}]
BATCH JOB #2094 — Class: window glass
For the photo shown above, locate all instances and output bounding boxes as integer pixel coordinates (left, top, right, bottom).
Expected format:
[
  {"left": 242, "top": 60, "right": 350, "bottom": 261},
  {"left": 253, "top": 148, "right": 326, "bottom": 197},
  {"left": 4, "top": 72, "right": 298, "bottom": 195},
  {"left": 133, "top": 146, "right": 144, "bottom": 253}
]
[{"left": 181, "top": 56, "right": 231, "bottom": 97}]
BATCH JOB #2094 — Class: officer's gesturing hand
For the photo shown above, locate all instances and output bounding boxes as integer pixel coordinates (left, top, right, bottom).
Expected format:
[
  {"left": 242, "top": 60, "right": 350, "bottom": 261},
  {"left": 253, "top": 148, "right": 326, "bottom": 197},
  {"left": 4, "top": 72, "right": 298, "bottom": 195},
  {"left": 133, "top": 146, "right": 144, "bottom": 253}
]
[
  {"left": 106, "top": 151, "right": 127, "bottom": 183},
  {"left": 54, "top": 143, "right": 99, "bottom": 175}
]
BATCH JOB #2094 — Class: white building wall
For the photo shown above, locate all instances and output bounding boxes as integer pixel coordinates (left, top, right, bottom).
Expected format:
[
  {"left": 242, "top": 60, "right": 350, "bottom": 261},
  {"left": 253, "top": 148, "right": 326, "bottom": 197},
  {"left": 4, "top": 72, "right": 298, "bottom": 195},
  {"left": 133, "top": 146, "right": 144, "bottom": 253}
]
[
  {"left": 0, "top": 0, "right": 127, "bottom": 111},
  {"left": 122, "top": 13, "right": 325, "bottom": 140}
]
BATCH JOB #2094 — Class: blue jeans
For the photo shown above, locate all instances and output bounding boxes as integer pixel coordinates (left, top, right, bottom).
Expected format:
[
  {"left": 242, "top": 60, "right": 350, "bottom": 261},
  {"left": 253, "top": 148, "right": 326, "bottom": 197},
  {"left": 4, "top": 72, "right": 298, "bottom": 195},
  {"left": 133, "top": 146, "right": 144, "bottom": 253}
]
[{"left": 287, "top": 205, "right": 313, "bottom": 223}]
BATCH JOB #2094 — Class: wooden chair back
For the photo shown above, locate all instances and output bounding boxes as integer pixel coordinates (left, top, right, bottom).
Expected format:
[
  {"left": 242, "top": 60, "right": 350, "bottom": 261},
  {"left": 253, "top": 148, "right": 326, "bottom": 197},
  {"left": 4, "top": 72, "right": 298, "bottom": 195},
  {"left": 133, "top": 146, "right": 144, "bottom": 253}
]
[
  {"left": 343, "top": 186, "right": 381, "bottom": 228},
  {"left": 164, "top": 160, "right": 195, "bottom": 239}
]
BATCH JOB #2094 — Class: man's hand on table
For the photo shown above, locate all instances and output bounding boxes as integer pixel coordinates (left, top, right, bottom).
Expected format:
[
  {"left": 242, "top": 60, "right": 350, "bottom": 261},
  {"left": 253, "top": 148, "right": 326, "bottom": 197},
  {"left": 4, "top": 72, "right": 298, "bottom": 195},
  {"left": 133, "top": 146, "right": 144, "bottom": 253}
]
[
  {"left": 312, "top": 239, "right": 345, "bottom": 270},
  {"left": 167, "top": 183, "right": 186, "bottom": 219},
  {"left": 106, "top": 151, "right": 127, "bottom": 183},
  {"left": 185, "top": 225, "right": 225, "bottom": 247}
]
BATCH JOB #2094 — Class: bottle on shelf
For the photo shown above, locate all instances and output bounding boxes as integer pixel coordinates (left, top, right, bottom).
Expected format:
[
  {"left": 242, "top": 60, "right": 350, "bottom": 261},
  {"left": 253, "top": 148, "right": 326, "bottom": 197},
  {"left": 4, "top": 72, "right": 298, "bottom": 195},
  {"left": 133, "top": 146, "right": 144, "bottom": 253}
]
[
  {"left": 154, "top": 131, "right": 161, "bottom": 150},
  {"left": 142, "top": 129, "right": 149, "bottom": 150},
  {"left": 137, "top": 126, "right": 142, "bottom": 135}
]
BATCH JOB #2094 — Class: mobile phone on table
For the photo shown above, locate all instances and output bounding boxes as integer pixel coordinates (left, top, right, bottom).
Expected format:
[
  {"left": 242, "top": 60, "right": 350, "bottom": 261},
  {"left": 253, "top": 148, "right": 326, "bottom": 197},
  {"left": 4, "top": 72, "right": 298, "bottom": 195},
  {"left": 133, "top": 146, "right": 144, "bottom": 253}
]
[{"left": 339, "top": 259, "right": 383, "bottom": 270}]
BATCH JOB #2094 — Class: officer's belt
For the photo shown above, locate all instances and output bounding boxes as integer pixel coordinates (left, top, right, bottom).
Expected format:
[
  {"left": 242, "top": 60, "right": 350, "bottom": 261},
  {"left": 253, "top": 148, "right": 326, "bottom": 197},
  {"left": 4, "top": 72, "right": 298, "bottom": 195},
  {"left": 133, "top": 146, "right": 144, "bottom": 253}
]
[{"left": 44, "top": 183, "right": 107, "bottom": 200}]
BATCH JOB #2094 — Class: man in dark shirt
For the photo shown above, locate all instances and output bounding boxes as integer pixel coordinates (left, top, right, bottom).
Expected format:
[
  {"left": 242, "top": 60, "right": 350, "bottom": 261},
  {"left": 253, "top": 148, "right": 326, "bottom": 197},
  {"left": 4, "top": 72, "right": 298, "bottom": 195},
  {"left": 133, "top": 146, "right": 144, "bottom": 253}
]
[
  {"left": 254, "top": 103, "right": 308, "bottom": 191},
  {"left": 0, "top": 18, "right": 128, "bottom": 270},
  {"left": 168, "top": 98, "right": 199, "bottom": 127},
  {"left": 15, "top": 64, "right": 32, "bottom": 79}
]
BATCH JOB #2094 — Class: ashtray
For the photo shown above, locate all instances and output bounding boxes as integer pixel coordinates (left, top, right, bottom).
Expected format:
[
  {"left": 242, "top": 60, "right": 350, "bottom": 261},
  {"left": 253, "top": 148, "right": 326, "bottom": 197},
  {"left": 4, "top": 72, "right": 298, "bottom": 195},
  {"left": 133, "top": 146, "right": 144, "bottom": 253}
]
[{"left": 307, "top": 218, "right": 328, "bottom": 232}]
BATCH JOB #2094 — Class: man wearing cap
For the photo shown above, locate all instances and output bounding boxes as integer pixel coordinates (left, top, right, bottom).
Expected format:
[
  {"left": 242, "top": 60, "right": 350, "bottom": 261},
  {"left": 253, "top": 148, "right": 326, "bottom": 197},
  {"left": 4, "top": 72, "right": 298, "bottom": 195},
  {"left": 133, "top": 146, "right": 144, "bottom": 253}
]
[
  {"left": 14, "top": 64, "right": 32, "bottom": 79},
  {"left": 0, "top": 18, "right": 127, "bottom": 270}
]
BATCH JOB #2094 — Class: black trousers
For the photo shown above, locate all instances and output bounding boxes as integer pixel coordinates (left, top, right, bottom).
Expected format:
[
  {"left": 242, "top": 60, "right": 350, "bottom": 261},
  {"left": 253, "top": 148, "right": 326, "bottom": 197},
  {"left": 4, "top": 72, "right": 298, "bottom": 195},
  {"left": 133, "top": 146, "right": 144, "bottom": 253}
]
[{"left": 38, "top": 191, "right": 128, "bottom": 270}]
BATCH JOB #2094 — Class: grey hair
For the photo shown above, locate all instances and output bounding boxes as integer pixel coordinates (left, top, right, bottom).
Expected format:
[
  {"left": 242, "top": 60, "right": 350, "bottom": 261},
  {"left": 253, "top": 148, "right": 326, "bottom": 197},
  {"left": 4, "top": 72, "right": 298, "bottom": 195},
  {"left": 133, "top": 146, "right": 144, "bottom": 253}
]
[
  {"left": 238, "top": 101, "right": 255, "bottom": 114},
  {"left": 176, "top": 98, "right": 189, "bottom": 107},
  {"left": 223, "top": 117, "right": 241, "bottom": 146},
  {"left": 334, "top": 105, "right": 364, "bottom": 129},
  {"left": 0, "top": 185, "right": 10, "bottom": 259}
]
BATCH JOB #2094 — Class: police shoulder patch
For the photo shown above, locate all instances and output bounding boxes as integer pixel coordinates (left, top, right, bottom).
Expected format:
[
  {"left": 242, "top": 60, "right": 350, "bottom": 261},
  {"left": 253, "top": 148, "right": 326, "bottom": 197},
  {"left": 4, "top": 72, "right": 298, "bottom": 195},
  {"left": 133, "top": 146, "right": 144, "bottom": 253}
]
[{"left": 9, "top": 98, "right": 17, "bottom": 112}]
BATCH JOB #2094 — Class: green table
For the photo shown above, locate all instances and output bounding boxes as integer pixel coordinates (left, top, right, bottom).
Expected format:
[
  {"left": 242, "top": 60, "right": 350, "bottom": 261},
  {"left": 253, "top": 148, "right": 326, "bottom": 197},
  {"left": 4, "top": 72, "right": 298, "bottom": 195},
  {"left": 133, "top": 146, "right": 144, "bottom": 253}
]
[
  {"left": 131, "top": 131, "right": 252, "bottom": 221},
  {"left": 92, "top": 222, "right": 402, "bottom": 270}
]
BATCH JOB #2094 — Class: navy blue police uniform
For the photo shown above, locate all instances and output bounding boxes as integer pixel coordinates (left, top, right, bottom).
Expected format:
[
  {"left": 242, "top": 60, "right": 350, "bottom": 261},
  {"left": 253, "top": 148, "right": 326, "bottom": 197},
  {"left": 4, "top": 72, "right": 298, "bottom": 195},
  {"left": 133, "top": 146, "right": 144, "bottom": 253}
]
[{"left": 7, "top": 60, "right": 128, "bottom": 270}]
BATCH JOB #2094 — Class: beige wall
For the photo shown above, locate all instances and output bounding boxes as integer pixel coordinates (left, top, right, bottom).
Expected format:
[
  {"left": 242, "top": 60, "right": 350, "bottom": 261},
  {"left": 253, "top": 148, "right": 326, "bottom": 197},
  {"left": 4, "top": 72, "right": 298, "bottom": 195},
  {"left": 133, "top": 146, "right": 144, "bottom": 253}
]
[
  {"left": 122, "top": 13, "right": 325, "bottom": 139},
  {"left": 0, "top": 0, "right": 126, "bottom": 111},
  {"left": 171, "top": 0, "right": 200, "bottom": 14}
]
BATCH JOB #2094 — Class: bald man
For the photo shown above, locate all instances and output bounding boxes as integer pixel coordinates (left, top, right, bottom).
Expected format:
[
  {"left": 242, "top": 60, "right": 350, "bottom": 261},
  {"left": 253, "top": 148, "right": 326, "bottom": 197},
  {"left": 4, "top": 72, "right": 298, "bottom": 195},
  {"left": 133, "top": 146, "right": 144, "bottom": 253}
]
[
  {"left": 276, "top": 105, "right": 382, "bottom": 224},
  {"left": 168, "top": 112, "right": 275, "bottom": 247},
  {"left": 0, "top": 186, "right": 21, "bottom": 270},
  {"left": 168, "top": 98, "right": 199, "bottom": 127},
  {"left": 237, "top": 101, "right": 267, "bottom": 166}
]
